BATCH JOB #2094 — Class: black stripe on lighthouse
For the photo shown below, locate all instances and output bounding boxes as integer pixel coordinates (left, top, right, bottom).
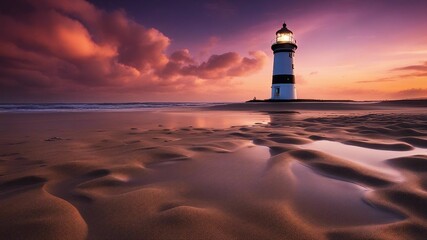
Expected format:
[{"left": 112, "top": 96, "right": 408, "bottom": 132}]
[{"left": 272, "top": 75, "right": 295, "bottom": 84}]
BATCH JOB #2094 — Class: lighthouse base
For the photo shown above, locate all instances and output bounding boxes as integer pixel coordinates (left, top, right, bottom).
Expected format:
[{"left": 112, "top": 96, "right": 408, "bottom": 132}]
[{"left": 271, "top": 84, "right": 297, "bottom": 100}]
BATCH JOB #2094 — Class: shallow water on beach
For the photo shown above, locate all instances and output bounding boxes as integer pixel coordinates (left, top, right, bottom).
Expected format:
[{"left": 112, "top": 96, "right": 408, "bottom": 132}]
[
  {"left": 299, "top": 140, "right": 427, "bottom": 179},
  {"left": 0, "top": 111, "right": 270, "bottom": 139},
  {"left": 1, "top": 108, "right": 426, "bottom": 239},
  {"left": 291, "top": 162, "right": 403, "bottom": 226},
  {"left": 148, "top": 141, "right": 403, "bottom": 227}
]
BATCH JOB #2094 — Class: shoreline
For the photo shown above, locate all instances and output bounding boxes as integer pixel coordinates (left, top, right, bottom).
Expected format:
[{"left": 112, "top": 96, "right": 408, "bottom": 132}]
[
  {"left": 1, "top": 99, "right": 426, "bottom": 114},
  {"left": 205, "top": 99, "right": 427, "bottom": 112}
]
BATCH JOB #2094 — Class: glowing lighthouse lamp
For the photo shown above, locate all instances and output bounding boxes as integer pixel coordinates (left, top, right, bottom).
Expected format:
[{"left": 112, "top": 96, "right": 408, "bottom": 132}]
[{"left": 271, "top": 22, "right": 298, "bottom": 100}]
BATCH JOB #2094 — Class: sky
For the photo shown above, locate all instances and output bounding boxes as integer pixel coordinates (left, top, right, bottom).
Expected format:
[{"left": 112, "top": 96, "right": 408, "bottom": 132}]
[{"left": 0, "top": 0, "right": 426, "bottom": 102}]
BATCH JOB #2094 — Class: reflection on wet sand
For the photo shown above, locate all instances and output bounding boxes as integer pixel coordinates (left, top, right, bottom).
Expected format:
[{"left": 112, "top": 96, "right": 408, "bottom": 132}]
[{"left": 1, "top": 107, "right": 427, "bottom": 239}]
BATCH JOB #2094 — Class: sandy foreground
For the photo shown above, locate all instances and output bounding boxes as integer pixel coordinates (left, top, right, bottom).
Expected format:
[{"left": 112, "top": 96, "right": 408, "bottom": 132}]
[{"left": 1, "top": 101, "right": 427, "bottom": 240}]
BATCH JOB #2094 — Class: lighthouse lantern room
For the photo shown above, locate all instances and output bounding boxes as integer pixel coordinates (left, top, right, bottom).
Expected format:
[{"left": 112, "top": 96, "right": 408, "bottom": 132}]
[{"left": 271, "top": 22, "right": 297, "bottom": 100}]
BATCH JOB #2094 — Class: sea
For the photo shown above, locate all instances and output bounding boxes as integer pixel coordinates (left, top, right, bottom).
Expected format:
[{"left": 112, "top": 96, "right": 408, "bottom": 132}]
[{"left": 0, "top": 102, "right": 228, "bottom": 113}]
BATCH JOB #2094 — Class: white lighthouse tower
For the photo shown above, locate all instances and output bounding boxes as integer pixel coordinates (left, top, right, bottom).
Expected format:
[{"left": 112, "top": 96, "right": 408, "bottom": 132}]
[{"left": 271, "top": 22, "right": 297, "bottom": 100}]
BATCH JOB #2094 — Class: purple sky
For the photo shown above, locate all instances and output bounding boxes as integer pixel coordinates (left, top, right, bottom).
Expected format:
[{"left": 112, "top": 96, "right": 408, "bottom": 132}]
[{"left": 1, "top": 0, "right": 426, "bottom": 102}]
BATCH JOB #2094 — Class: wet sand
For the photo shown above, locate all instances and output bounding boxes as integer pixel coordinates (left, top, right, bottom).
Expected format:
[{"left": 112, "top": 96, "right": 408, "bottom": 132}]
[{"left": 1, "top": 101, "right": 427, "bottom": 240}]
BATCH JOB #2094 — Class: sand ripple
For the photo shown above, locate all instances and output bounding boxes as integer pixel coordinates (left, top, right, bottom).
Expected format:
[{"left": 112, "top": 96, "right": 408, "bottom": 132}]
[{"left": 1, "top": 110, "right": 426, "bottom": 239}]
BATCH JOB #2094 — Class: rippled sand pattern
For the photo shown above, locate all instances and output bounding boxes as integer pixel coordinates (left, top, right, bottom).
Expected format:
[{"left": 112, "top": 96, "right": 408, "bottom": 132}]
[{"left": 1, "top": 105, "right": 427, "bottom": 240}]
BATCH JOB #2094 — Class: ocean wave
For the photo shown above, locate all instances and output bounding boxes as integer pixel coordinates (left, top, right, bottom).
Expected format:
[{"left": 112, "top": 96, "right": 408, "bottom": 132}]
[{"left": 0, "top": 102, "right": 228, "bottom": 113}]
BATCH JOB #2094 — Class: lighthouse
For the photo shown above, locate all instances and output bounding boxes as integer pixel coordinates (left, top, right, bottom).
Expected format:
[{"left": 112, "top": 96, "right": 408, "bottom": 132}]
[{"left": 271, "top": 22, "right": 297, "bottom": 100}]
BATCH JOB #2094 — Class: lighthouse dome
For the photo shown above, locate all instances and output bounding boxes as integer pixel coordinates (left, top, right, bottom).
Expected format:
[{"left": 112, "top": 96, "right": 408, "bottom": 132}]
[
  {"left": 275, "top": 22, "right": 293, "bottom": 35},
  {"left": 275, "top": 22, "right": 295, "bottom": 44}
]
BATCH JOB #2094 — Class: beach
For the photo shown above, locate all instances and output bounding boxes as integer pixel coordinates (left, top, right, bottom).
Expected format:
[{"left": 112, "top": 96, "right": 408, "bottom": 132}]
[{"left": 1, "top": 101, "right": 427, "bottom": 240}]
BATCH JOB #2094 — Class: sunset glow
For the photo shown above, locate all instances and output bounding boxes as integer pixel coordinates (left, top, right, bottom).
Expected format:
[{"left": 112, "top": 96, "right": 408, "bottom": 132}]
[{"left": 0, "top": 0, "right": 426, "bottom": 102}]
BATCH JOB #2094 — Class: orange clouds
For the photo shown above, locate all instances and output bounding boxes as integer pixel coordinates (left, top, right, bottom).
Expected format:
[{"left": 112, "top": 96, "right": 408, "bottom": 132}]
[
  {"left": 393, "top": 61, "right": 427, "bottom": 77},
  {"left": 390, "top": 88, "right": 427, "bottom": 99},
  {"left": 0, "top": 0, "right": 267, "bottom": 102},
  {"left": 159, "top": 50, "right": 267, "bottom": 80}
]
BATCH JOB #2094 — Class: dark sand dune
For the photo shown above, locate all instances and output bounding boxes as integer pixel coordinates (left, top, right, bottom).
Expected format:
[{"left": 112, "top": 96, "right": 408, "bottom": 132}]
[
  {"left": 399, "top": 137, "right": 427, "bottom": 148},
  {"left": 343, "top": 140, "right": 414, "bottom": 151},
  {"left": 0, "top": 175, "right": 47, "bottom": 191},
  {"left": 387, "top": 155, "right": 427, "bottom": 172},
  {"left": 269, "top": 136, "right": 311, "bottom": 145},
  {"left": 288, "top": 149, "right": 394, "bottom": 187}
]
